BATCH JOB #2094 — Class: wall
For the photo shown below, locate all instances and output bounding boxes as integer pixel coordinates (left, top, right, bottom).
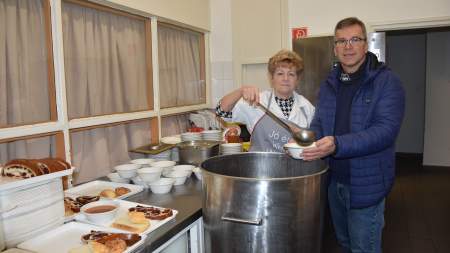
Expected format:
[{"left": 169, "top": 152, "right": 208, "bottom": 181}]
[
  {"left": 386, "top": 32, "right": 426, "bottom": 154},
  {"left": 288, "top": 0, "right": 450, "bottom": 36},
  {"left": 424, "top": 30, "right": 450, "bottom": 166},
  {"left": 209, "top": 0, "right": 234, "bottom": 107},
  {"left": 103, "top": 0, "right": 210, "bottom": 31}
]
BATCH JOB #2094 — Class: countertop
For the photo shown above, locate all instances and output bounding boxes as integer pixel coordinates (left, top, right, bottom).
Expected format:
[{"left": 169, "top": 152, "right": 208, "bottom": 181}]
[{"left": 120, "top": 177, "right": 203, "bottom": 252}]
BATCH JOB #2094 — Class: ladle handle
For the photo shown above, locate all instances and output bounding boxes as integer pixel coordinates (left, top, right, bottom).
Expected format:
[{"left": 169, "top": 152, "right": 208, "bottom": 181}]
[
  {"left": 257, "top": 103, "right": 293, "bottom": 132},
  {"left": 222, "top": 214, "right": 262, "bottom": 226}
]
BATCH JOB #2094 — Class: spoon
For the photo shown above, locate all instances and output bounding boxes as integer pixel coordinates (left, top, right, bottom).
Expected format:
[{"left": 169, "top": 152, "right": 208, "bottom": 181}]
[{"left": 257, "top": 103, "right": 316, "bottom": 146}]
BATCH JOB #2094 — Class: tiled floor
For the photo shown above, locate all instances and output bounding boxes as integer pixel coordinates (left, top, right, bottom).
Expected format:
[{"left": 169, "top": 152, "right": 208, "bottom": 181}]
[{"left": 322, "top": 155, "right": 450, "bottom": 253}]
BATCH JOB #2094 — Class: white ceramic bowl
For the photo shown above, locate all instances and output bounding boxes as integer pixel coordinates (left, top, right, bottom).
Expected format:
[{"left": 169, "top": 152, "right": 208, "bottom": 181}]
[
  {"left": 172, "top": 164, "right": 195, "bottom": 177},
  {"left": 107, "top": 172, "right": 130, "bottom": 183},
  {"left": 130, "top": 158, "right": 155, "bottom": 166},
  {"left": 151, "top": 160, "right": 176, "bottom": 169},
  {"left": 131, "top": 176, "right": 149, "bottom": 188},
  {"left": 283, "top": 142, "right": 316, "bottom": 159},
  {"left": 193, "top": 167, "right": 202, "bottom": 180},
  {"left": 138, "top": 167, "right": 163, "bottom": 182},
  {"left": 164, "top": 170, "right": 190, "bottom": 185},
  {"left": 81, "top": 200, "right": 119, "bottom": 224},
  {"left": 114, "top": 163, "right": 141, "bottom": 178},
  {"left": 148, "top": 178, "right": 175, "bottom": 194}
]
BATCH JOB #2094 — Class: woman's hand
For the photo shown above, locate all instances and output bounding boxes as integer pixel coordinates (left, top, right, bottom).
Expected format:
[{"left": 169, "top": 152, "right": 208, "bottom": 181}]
[{"left": 241, "top": 86, "right": 260, "bottom": 106}]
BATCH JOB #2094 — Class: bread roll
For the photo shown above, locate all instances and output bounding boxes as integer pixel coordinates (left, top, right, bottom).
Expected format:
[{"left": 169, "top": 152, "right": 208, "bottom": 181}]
[
  {"left": 115, "top": 187, "right": 131, "bottom": 197},
  {"left": 100, "top": 189, "right": 116, "bottom": 198}
]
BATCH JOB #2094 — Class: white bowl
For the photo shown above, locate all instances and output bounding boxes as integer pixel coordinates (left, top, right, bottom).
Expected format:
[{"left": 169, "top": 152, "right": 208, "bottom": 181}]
[
  {"left": 131, "top": 176, "right": 148, "bottom": 188},
  {"left": 283, "top": 142, "right": 316, "bottom": 159},
  {"left": 114, "top": 163, "right": 141, "bottom": 178},
  {"left": 151, "top": 160, "right": 176, "bottom": 169},
  {"left": 193, "top": 167, "right": 202, "bottom": 180},
  {"left": 130, "top": 158, "right": 155, "bottom": 166},
  {"left": 172, "top": 164, "right": 195, "bottom": 177},
  {"left": 138, "top": 167, "right": 163, "bottom": 182},
  {"left": 164, "top": 170, "right": 190, "bottom": 185},
  {"left": 148, "top": 178, "right": 175, "bottom": 194},
  {"left": 81, "top": 200, "right": 119, "bottom": 224},
  {"left": 107, "top": 172, "right": 130, "bottom": 183}
]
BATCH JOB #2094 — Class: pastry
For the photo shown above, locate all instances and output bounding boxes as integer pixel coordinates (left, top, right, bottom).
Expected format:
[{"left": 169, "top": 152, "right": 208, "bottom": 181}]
[
  {"left": 82, "top": 230, "right": 141, "bottom": 247},
  {"left": 104, "top": 238, "right": 127, "bottom": 253},
  {"left": 99, "top": 189, "right": 116, "bottom": 198},
  {"left": 111, "top": 216, "right": 150, "bottom": 233},
  {"left": 1, "top": 158, "right": 71, "bottom": 179},
  {"left": 76, "top": 195, "right": 100, "bottom": 205},
  {"left": 115, "top": 187, "right": 131, "bottom": 197},
  {"left": 128, "top": 211, "right": 147, "bottom": 224},
  {"left": 128, "top": 205, "right": 173, "bottom": 220}
]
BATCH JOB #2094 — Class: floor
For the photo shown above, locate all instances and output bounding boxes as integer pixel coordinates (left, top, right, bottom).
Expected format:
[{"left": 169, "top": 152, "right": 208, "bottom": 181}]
[{"left": 322, "top": 154, "right": 450, "bottom": 253}]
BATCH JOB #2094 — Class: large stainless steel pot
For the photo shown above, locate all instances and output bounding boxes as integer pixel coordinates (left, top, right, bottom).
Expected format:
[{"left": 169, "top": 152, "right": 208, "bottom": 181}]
[
  {"left": 177, "top": 140, "right": 220, "bottom": 166},
  {"left": 201, "top": 152, "right": 328, "bottom": 253}
]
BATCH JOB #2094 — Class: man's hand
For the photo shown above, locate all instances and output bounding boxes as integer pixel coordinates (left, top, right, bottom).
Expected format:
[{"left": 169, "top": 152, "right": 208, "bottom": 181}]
[{"left": 302, "top": 136, "right": 336, "bottom": 161}]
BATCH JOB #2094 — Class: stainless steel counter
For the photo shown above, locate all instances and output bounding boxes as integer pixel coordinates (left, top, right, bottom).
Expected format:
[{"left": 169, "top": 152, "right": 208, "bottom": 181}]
[{"left": 118, "top": 177, "right": 203, "bottom": 252}]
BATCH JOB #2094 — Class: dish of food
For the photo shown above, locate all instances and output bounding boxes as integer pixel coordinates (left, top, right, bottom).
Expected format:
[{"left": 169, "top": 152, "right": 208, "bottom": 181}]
[{"left": 65, "top": 180, "right": 143, "bottom": 200}]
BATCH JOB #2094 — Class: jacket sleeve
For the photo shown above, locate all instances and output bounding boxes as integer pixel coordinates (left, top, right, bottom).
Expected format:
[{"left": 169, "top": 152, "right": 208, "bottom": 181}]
[
  {"left": 310, "top": 85, "right": 325, "bottom": 141},
  {"left": 335, "top": 73, "right": 405, "bottom": 158}
]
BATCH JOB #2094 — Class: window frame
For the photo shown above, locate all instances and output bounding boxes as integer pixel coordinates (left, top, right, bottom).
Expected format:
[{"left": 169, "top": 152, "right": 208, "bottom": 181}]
[{"left": 0, "top": 0, "right": 210, "bottom": 166}]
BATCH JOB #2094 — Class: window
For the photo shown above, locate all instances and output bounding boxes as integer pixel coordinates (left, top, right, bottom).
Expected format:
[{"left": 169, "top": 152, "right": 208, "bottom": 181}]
[
  {"left": 158, "top": 23, "right": 206, "bottom": 108},
  {"left": 0, "top": 0, "right": 55, "bottom": 127},
  {"left": 62, "top": 0, "right": 152, "bottom": 119}
]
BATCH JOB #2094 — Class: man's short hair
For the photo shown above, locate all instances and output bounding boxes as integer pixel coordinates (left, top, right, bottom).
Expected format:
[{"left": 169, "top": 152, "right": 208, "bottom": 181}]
[{"left": 334, "top": 17, "right": 367, "bottom": 39}]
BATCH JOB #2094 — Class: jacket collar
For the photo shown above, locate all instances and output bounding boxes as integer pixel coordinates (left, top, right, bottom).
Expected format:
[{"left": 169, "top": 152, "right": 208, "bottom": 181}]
[{"left": 326, "top": 51, "right": 385, "bottom": 91}]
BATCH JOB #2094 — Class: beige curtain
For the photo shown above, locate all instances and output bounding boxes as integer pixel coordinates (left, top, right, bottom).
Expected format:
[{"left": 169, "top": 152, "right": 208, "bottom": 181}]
[
  {"left": 62, "top": 1, "right": 148, "bottom": 119},
  {"left": 62, "top": 2, "right": 152, "bottom": 183},
  {"left": 70, "top": 121, "right": 151, "bottom": 184},
  {"left": 161, "top": 114, "right": 190, "bottom": 137},
  {"left": 0, "top": 0, "right": 52, "bottom": 163},
  {"left": 158, "top": 24, "right": 205, "bottom": 108}
]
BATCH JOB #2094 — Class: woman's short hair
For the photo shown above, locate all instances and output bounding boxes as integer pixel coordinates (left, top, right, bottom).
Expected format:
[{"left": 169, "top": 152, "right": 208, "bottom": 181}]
[
  {"left": 334, "top": 17, "right": 367, "bottom": 39},
  {"left": 267, "top": 49, "right": 304, "bottom": 77}
]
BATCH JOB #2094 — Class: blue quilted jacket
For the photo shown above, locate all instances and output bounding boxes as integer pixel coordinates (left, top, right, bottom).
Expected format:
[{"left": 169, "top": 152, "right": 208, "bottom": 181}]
[{"left": 311, "top": 52, "right": 405, "bottom": 208}]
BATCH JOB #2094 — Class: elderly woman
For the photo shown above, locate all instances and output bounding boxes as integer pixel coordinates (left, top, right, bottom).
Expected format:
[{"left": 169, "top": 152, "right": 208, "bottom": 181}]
[{"left": 216, "top": 49, "right": 315, "bottom": 152}]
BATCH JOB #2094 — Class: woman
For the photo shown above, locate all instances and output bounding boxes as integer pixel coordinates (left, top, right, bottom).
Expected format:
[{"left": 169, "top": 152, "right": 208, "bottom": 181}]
[{"left": 216, "top": 49, "right": 314, "bottom": 152}]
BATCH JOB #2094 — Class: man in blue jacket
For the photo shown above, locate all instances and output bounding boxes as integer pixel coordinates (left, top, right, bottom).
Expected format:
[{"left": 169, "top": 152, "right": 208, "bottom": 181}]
[{"left": 302, "top": 17, "right": 405, "bottom": 253}]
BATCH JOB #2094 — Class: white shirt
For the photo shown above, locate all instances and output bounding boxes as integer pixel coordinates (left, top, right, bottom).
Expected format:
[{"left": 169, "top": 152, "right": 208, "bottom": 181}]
[{"left": 227, "top": 90, "right": 315, "bottom": 133}]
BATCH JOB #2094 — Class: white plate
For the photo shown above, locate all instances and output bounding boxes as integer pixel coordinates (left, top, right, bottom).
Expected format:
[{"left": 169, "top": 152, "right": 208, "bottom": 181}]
[
  {"left": 65, "top": 180, "right": 144, "bottom": 200},
  {"left": 17, "top": 221, "right": 146, "bottom": 253},
  {"left": 75, "top": 199, "right": 178, "bottom": 235}
]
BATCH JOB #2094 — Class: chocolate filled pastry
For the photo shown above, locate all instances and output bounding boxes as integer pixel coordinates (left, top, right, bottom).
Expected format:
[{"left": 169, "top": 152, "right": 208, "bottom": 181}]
[
  {"left": 64, "top": 197, "right": 82, "bottom": 215},
  {"left": 128, "top": 205, "right": 173, "bottom": 220},
  {"left": 82, "top": 230, "right": 141, "bottom": 247},
  {"left": 76, "top": 195, "right": 100, "bottom": 205},
  {"left": 1, "top": 158, "right": 71, "bottom": 179},
  {"left": 115, "top": 187, "right": 131, "bottom": 197}
]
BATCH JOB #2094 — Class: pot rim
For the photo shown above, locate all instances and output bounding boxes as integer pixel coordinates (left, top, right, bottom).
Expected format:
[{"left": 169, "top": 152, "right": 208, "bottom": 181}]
[{"left": 200, "top": 152, "right": 329, "bottom": 181}]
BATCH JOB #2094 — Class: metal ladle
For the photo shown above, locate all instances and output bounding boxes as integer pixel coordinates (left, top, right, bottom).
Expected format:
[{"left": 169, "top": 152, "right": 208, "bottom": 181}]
[{"left": 257, "top": 103, "right": 316, "bottom": 146}]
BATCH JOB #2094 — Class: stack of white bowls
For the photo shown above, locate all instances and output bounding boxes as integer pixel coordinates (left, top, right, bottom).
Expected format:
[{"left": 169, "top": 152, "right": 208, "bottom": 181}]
[
  {"left": 148, "top": 149, "right": 172, "bottom": 161},
  {"left": 201, "top": 130, "right": 223, "bottom": 141},
  {"left": 221, "top": 143, "right": 243, "bottom": 155},
  {"left": 151, "top": 160, "right": 176, "bottom": 176},
  {"left": 181, "top": 132, "right": 202, "bottom": 142}
]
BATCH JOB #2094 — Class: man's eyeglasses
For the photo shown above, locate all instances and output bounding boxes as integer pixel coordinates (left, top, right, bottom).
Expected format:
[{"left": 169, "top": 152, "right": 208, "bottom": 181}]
[{"left": 334, "top": 37, "right": 366, "bottom": 47}]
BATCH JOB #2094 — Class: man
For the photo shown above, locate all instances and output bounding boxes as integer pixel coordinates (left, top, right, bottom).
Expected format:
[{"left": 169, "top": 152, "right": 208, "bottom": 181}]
[{"left": 302, "top": 17, "right": 405, "bottom": 253}]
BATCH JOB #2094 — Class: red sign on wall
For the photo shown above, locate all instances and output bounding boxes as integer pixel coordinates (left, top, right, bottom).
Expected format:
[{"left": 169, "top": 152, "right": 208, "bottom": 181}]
[{"left": 292, "top": 27, "right": 308, "bottom": 40}]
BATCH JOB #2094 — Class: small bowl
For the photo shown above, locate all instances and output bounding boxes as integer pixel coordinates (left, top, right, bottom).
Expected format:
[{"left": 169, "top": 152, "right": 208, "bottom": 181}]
[
  {"left": 283, "top": 142, "right": 316, "bottom": 159},
  {"left": 114, "top": 163, "right": 141, "bottom": 178},
  {"left": 130, "top": 158, "right": 155, "bottom": 166},
  {"left": 107, "top": 172, "right": 130, "bottom": 183},
  {"left": 131, "top": 176, "right": 148, "bottom": 188},
  {"left": 138, "top": 167, "right": 163, "bottom": 182},
  {"left": 151, "top": 160, "right": 176, "bottom": 169},
  {"left": 148, "top": 178, "right": 175, "bottom": 194},
  {"left": 193, "top": 167, "right": 202, "bottom": 180},
  {"left": 172, "top": 165, "right": 195, "bottom": 177},
  {"left": 81, "top": 200, "right": 119, "bottom": 224},
  {"left": 164, "top": 170, "right": 190, "bottom": 185}
]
